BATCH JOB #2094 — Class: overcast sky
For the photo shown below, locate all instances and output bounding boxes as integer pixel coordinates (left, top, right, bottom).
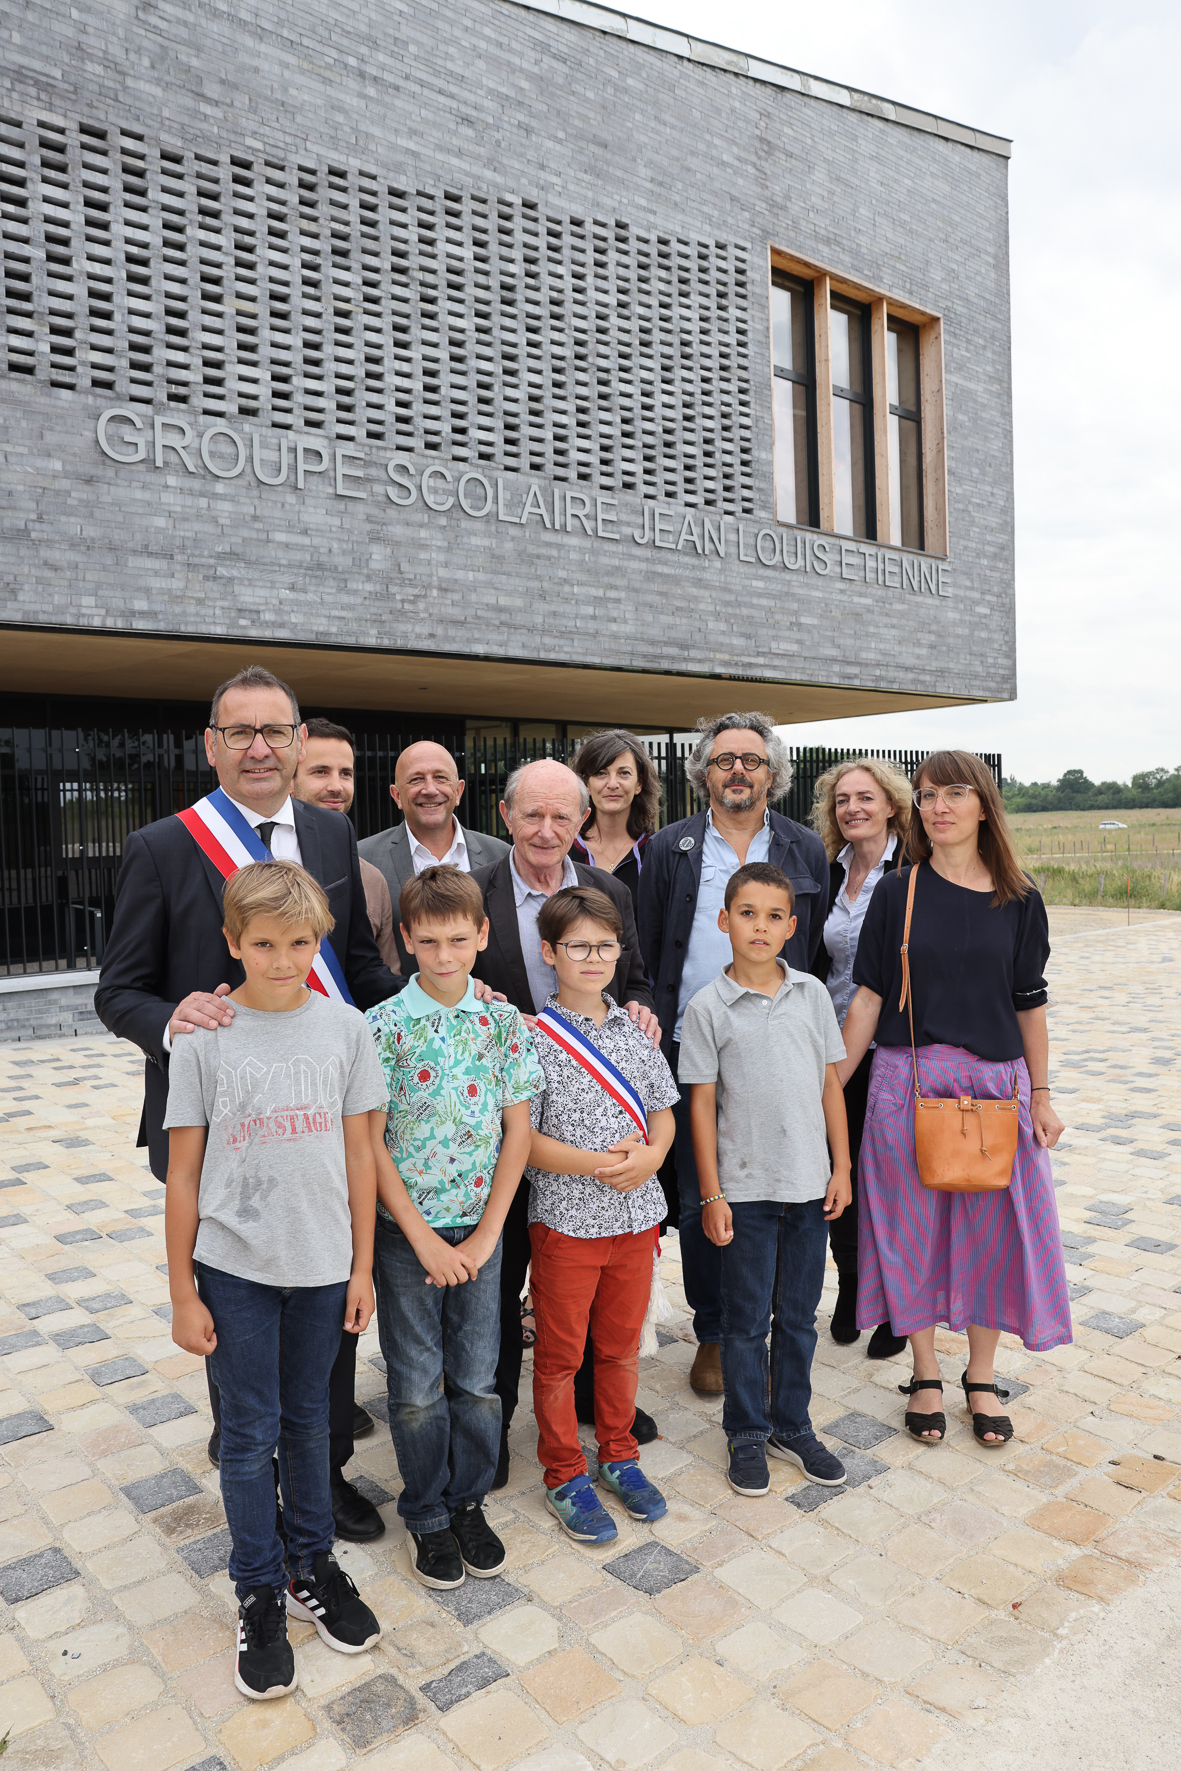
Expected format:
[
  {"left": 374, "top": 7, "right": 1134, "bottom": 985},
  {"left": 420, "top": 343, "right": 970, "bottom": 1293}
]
[{"left": 636, "top": 0, "right": 1180, "bottom": 784}]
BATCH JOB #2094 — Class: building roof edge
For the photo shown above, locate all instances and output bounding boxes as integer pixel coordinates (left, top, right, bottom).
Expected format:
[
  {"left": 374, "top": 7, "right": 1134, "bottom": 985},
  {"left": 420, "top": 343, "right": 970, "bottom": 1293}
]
[{"left": 502, "top": 0, "right": 1013, "bottom": 158}]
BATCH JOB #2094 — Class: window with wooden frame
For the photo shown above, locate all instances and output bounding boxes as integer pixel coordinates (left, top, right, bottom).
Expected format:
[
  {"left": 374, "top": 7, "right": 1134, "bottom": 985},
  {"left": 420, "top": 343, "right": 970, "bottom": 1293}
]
[{"left": 769, "top": 252, "right": 947, "bottom": 555}]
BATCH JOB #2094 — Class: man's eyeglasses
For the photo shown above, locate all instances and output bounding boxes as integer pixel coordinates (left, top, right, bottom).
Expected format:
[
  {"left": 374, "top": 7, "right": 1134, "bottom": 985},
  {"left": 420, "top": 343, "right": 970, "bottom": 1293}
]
[
  {"left": 557, "top": 941, "right": 622, "bottom": 962},
  {"left": 913, "top": 784, "right": 975, "bottom": 810},
  {"left": 709, "top": 753, "right": 769, "bottom": 773},
  {"left": 211, "top": 723, "right": 299, "bottom": 751}
]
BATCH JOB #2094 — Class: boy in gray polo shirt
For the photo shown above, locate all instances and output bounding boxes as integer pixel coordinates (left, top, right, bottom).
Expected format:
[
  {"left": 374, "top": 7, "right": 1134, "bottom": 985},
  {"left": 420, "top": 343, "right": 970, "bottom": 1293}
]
[{"left": 679, "top": 861, "right": 852, "bottom": 1498}]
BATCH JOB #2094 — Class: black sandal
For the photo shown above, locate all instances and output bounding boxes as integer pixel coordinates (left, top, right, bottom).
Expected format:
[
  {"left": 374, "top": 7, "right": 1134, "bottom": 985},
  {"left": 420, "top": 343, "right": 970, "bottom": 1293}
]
[
  {"left": 961, "top": 1373, "right": 1013, "bottom": 1446},
  {"left": 898, "top": 1377, "right": 945, "bottom": 1443}
]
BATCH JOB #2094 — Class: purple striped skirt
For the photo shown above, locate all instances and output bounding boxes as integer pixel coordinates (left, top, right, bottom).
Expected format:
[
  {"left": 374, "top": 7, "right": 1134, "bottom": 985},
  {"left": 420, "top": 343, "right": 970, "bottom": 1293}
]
[{"left": 856, "top": 1043, "right": 1072, "bottom": 1352}]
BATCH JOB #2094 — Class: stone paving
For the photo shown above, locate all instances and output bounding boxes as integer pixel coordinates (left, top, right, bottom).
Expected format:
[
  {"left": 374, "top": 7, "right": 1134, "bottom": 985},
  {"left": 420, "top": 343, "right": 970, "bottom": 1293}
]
[{"left": 0, "top": 907, "right": 1180, "bottom": 1771}]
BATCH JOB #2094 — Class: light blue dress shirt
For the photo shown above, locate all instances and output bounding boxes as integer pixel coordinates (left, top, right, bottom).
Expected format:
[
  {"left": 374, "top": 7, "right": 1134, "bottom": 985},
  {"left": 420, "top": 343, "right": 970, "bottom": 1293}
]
[
  {"left": 822, "top": 833, "right": 897, "bottom": 1027},
  {"left": 510, "top": 849, "right": 580, "bottom": 1014},
  {"left": 674, "top": 809, "right": 772, "bottom": 1041}
]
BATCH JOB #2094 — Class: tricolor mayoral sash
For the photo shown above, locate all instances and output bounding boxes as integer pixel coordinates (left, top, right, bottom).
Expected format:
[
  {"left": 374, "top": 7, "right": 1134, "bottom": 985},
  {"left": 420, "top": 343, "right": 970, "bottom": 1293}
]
[
  {"left": 535, "top": 1005, "right": 648, "bottom": 1143},
  {"left": 176, "top": 787, "right": 354, "bottom": 1005}
]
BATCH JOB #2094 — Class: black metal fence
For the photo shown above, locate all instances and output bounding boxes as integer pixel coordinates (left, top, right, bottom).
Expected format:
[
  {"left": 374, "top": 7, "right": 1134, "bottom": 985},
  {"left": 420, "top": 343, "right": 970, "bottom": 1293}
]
[{"left": 0, "top": 724, "right": 1000, "bottom": 977}]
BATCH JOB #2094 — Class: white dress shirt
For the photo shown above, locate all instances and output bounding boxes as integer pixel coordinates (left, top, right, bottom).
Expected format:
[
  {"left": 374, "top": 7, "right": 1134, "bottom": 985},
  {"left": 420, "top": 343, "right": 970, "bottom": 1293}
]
[
  {"left": 409, "top": 816, "right": 469, "bottom": 875},
  {"left": 163, "top": 792, "right": 302, "bottom": 1052},
  {"left": 823, "top": 833, "right": 897, "bottom": 1027}
]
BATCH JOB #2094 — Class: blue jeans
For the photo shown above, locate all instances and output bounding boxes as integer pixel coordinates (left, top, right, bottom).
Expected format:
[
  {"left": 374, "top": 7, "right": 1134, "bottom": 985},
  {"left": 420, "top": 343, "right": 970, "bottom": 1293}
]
[
  {"left": 720, "top": 1199, "right": 828, "bottom": 1442},
  {"left": 671, "top": 1040, "right": 722, "bottom": 1344},
  {"left": 373, "top": 1215, "right": 503, "bottom": 1533},
  {"left": 195, "top": 1262, "right": 346, "bottom": 1598}
]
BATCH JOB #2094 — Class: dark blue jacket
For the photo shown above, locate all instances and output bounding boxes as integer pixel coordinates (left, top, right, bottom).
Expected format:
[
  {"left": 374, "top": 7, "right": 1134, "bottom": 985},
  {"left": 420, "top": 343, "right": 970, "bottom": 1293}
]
[{"left": 638, "top": 808, "right": 829, "bottom": 1059}]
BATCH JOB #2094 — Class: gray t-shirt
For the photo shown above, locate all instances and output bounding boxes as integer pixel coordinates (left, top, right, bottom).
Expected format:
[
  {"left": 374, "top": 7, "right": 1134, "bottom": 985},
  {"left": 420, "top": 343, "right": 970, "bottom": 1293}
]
[
  {"left": 677, "top": 963, "right": 846, "bottom": 1203},
  {"left": 163, "top": 993, "right": 388, "bottom": 1287}
]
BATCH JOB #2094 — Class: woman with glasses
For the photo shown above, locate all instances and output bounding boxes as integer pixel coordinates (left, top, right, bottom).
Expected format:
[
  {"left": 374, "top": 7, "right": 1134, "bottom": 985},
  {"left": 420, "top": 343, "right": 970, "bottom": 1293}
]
[
  {"left": 570, "top": 730, "right": 662, "bottom": 922},
  {"left": 836, "top": 751, "right": 1069, "bottom": 1448},
  {"left": 810, "top": 758, "right": 912, "bottom": 1359}
]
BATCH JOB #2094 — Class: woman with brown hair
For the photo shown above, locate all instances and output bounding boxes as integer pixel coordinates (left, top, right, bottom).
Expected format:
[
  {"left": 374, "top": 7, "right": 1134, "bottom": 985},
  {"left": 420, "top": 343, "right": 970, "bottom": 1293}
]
[
  {"left": 810, "top": 758, "right": 912, "bottom": 1358},
  {"left": 570, "top": 730, "right": 662, "bottom": 921},
  {"left": 837, "top": 751, "right": 1070, "bottom": 1447}
]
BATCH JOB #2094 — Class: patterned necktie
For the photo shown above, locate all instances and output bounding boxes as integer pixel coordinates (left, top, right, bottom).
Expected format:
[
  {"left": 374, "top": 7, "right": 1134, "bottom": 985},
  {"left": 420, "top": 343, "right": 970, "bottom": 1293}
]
[{"left": 256, "top": 821, "right": 277, "bottom": 856}]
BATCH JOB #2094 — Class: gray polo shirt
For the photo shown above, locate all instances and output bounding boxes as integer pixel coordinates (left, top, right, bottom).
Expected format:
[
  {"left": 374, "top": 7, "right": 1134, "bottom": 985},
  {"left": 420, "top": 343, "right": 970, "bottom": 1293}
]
[{"left": 678, "top": 963, "right": 846, "bottom": 1203}]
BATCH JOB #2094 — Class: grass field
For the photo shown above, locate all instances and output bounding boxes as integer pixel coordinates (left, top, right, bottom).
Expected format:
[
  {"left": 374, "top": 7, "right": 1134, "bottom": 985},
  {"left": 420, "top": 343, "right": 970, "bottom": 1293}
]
[{"left": 1005, "top": 808, "right": 1181, "bottom": 909}]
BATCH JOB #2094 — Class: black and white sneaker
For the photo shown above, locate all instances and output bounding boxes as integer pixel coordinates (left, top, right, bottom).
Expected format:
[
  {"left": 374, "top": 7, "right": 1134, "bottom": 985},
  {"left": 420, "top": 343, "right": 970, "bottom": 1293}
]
[
  {"left": 286, "top": 1551, "right": 380, "bottom": 1652},
  {"left": 449, "top": 1501, "right": 506, "bottom": 1577},
  {"left": 767, "top": 1430, "right": 847, "bottom": 1486},
  {"left": 235, "top": 1586, "right": 297, "bottom": 1700},
  {"left": 408, "top": 1527, "right": 465, "bottom": 1589}
]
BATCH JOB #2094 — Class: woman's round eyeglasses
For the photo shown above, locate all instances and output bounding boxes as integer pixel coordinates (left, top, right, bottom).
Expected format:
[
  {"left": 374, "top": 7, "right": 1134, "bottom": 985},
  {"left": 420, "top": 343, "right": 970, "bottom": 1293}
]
[{"left": 913, "top": 784, "right": 975, "bottom": 810}]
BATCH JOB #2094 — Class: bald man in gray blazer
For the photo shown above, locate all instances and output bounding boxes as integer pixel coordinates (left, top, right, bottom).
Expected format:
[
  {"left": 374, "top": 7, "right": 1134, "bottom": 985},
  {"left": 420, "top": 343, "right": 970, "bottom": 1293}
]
[{"left": 358, "top": 741, "right": 508, "bottom": 970}]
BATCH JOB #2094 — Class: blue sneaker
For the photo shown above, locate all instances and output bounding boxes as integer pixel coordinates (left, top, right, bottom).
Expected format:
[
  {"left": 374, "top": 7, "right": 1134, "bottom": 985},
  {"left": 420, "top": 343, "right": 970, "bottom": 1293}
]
[
  {"left": 545, "top": 1474, "right": 619, "bottom": 1543},
  {"left": 727, "top": 1439, "right": 770, "bottom": 1496},
  {"left": 599, "top": 1460, "right": 668, "bottom": 1522},
  {"left": 768, "top": 1430, "right": 847, "bottom": 1486}
]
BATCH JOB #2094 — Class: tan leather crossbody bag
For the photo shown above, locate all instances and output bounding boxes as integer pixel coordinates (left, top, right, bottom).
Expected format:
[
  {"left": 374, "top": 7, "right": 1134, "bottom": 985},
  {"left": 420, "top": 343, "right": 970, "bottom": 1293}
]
[{"left": 899, "top": 864, "right": 1019, "bottom": 1193}]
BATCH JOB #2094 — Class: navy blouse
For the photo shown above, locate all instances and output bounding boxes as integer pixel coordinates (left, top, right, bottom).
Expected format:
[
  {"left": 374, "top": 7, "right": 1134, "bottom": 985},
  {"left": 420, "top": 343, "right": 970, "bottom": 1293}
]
[{"left": 852, "top": 862, "right": 1050, "bottom": 1061}]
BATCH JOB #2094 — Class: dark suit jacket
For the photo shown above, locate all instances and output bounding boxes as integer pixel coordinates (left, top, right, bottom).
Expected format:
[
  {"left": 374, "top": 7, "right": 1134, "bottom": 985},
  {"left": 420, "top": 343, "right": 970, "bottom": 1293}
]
[
  {"left": 810, "top": 857, "right": 846, "bottom": 987},
  {"left": 638, "top": 808, "right": 829, "bottom": 1059},
  {"left": 470, "top": 853, "right": 654, "bottom": 1017},
  {"left": 357, "top": 819, "right": 509, "bottom": 974},
  {"left": 94, "top": 798, "right": 403, "bottom": 1179}
]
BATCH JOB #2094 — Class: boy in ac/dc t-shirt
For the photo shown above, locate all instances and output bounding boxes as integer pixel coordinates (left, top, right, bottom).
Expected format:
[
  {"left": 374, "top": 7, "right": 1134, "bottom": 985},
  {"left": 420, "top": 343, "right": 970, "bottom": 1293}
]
[{"left": 164, "top": 861, "right": 387, "bottom": 1704}]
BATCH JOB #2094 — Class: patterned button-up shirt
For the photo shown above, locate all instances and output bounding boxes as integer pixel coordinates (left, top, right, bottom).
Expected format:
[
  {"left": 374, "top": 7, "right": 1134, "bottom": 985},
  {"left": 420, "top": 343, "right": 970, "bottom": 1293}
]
[
  {"left": 366, "top": 976, "right": 543, "bottom": 1228},
  {"left": 527, "top": 994, "right": 679, "bottom": 1238}
]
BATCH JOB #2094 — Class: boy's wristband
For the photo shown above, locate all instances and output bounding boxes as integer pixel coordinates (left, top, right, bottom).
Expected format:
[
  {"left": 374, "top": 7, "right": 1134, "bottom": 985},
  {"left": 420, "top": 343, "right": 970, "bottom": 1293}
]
[{"left": 700, "top": 1193, "right": 725, "bottom": 1206}]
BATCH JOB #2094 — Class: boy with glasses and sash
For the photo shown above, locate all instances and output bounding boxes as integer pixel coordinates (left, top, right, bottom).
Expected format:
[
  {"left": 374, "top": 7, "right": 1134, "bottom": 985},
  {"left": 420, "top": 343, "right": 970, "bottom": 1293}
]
[{"left": 526, "top": 886, "right": 678, "bottom": 1543}]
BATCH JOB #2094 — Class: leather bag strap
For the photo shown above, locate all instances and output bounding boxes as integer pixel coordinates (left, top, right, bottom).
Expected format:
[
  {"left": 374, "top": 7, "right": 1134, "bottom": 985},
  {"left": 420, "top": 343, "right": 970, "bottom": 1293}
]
[{"left": 899, "top": 863, "right": 921, "bottom": 1101}]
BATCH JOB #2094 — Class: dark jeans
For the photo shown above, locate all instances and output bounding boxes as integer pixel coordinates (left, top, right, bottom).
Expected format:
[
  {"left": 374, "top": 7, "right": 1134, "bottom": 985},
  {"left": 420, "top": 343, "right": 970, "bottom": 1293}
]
[
  {"left": 374, "top": 1215, "right": 503, "bottom": 1533},
  {"left": 206, "top": 1319, "right": 357, "bottom": 1472},
  {"left": 196, "top": 1261, "right": 345, "bottom": 1598},
  {"left": 829, "top": 1048, "right": 872, "bottom": 1280},
  {"left": 671, "top": 1039, "right": 723, "bottom": 1344},
  {"left": 720, "top": 1198, "right": 828, "bottom": 1442}
]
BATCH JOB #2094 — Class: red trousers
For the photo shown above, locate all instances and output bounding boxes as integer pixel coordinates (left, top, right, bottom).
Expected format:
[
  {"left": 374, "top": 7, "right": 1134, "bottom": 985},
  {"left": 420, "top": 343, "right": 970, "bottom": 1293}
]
[{"left": 529, "top": 1221, "right": 652, "bottom": 1489}]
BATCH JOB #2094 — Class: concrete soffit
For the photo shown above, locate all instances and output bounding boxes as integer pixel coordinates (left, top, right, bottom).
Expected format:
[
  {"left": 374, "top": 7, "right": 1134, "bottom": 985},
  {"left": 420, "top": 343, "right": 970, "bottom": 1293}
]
[{"left": 503, "top": 0, "right": 1013, "bottom": 159}]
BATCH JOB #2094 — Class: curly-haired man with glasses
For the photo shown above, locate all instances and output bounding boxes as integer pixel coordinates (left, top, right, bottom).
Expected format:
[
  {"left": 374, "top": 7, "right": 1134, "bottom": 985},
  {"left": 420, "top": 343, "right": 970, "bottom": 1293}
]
[{"left": 638, "top": 712, "right": 828, "bottom": 1396}]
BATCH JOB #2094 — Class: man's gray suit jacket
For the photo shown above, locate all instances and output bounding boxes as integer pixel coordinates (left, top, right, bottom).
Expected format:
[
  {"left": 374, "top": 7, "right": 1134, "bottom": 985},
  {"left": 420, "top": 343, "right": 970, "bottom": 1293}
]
[{"left": 357, "top": 820, "right": 509, "bottom": 973}]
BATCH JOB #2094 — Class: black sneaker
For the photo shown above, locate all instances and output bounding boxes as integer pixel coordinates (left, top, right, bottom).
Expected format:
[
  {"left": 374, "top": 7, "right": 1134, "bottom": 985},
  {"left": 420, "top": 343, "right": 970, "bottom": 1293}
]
[
  {"left": 286, "top": 1551, "right": 380, "bottom": 1653},
  {"left": 409, "top": 1527, "right": 465, "bottom": 1589},
  {"left": 767, "top": 1430, "right": 847, "bottom": 1486},
  {"left": 449, "top": 1501, "right": 506, "bottom": 1578},
  {"left": 726, "top": 1438, "right": 770, "bottom": 1496},
  {"left": 235, "top": 1586, "right": 297, "bottom": 1700}
]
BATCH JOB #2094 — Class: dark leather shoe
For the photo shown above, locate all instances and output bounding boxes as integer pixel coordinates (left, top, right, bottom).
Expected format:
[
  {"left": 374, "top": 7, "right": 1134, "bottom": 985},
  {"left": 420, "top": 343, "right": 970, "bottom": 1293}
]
[
  {"left": 352, "top": 1404, "right": 375, "bottom": 1439},
  {"left": 632, "top": 1406, "right": 658, "bottom": 1445},
  {"left": 330, "top": 1471, "right": 385, "bottom": 1542},
  {"left": 867, "top": 1322, "right": 908, "bottom": 1360},
  {"left": 207, "top": 1427, "right": 220, "bottom": 1467},
  {"left": 491, "top": 1426, "right": 510, "bottom": 1491}
]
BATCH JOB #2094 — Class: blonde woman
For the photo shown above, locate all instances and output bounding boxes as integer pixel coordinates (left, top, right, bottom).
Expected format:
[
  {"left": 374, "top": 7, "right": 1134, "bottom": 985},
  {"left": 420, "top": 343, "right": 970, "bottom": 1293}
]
[
  {"left": 810, "top": 758, "right": 912, "bottom": 1357},
  {"left": 837, "top": 751, "right": 1069, "bottom": 1448}
]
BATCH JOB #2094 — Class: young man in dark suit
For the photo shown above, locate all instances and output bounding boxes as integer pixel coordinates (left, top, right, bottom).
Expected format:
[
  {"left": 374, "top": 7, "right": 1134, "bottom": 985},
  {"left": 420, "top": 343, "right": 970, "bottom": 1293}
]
[
  {"left": 95, "top": 665, "right": 404, "bottom": 1543},
  {"left": 469, "top": 758, "right": 660, "bottom": 1487}
]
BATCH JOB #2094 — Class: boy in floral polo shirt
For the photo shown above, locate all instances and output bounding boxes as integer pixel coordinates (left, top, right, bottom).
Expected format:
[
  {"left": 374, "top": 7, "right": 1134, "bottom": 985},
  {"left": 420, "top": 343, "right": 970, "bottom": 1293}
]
[{"left": 366, "top": 867, "right": 542, "bottom": 1590}]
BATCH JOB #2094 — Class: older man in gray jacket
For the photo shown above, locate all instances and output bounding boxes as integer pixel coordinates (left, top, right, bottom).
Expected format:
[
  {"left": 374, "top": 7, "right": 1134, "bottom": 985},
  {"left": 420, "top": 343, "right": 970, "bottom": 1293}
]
[{"left": 358, "top": 741, "right": 507, "bottom": 970}]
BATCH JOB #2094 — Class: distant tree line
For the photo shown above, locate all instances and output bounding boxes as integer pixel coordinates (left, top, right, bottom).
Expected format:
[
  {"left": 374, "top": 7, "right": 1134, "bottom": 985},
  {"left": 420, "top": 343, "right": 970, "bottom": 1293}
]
[{"left": 1002, "top": 767, "right": 1181, "bottom": 812}]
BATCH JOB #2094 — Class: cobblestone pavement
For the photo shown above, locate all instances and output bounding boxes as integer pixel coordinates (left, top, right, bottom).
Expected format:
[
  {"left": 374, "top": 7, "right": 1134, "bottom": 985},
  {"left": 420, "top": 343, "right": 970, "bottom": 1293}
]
[{"left": 0, "top": 909, "right": 1179, "bottom": 1771}]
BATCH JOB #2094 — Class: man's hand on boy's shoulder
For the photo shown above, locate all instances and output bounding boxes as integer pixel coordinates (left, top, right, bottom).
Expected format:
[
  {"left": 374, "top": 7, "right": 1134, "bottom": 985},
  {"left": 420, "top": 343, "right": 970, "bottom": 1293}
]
[
  {"left": 171, "top": 1295, "right": 217, "bottom": 1356},
  {"left": 625, "top": 1001, "right": 661, "bottom": 1047},
  {"left": 473, "top": 980, "right": 507, "bottom": 1006}
]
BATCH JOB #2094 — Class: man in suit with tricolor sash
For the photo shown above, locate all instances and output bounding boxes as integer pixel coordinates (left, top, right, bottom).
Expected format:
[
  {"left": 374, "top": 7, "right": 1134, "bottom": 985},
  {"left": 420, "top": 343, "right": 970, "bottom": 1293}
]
[{"left": 96, "top": 663, "right": 404, "bottom": 1543}]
